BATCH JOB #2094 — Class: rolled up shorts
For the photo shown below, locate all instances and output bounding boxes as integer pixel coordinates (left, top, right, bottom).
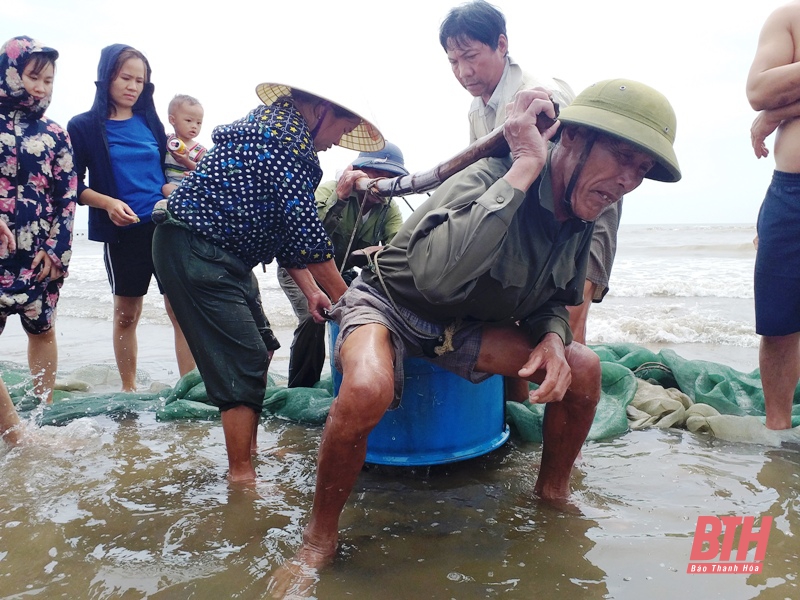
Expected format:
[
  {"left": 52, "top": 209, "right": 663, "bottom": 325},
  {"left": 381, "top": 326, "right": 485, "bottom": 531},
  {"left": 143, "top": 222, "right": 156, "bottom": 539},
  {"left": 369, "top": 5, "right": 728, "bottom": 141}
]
[
  {"left": 152, "top": 221, "right": 279, "bottom": 413},
  {"left": 754, "top": 171, "right": 800, "bottom": 336},
  {"left": 330, "top": 276, "right": 489, "bottom": 407},
  {"left": 0, "top": 278, "right": 63, "bottom": 335}
]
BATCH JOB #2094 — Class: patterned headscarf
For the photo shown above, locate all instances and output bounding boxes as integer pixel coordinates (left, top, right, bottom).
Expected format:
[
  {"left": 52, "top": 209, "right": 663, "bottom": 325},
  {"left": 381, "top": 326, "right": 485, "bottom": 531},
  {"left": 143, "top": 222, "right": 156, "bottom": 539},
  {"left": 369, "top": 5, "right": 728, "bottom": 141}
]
[{"left": 0, "top": 35, "right": 59, "bottom": 118}]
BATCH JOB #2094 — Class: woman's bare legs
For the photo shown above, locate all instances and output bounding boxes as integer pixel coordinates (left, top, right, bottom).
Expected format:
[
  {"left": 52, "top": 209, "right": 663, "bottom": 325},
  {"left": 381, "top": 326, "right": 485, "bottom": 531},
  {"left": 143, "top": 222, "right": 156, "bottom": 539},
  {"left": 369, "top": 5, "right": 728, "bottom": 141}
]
[
  {"left": 0, "top": 378, "right": 22, "bottom": 446},
  {"left": 164, "top": 295, "right": 196, "bottom": 377},
  {"left": 113, "top": 295, "right": 143, "bottom": 391},
  {"left": 26, "top": 326, "right": 57, "bottom": 403}
]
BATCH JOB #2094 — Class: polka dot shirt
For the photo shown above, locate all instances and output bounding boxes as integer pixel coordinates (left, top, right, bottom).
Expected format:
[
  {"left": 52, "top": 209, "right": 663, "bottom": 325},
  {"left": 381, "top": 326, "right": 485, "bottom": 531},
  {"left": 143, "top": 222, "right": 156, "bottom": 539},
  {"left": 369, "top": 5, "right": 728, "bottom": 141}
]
[{"left": 168, "top": 101, "right": 335, "bottom": 270}]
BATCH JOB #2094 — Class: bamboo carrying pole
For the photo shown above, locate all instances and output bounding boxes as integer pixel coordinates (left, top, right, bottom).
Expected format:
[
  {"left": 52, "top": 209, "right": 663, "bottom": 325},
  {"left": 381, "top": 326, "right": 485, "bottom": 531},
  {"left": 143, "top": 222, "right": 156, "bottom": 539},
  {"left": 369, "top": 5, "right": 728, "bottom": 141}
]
[{"left": 354, "top": 106, "right": 559, "bottom": 198}]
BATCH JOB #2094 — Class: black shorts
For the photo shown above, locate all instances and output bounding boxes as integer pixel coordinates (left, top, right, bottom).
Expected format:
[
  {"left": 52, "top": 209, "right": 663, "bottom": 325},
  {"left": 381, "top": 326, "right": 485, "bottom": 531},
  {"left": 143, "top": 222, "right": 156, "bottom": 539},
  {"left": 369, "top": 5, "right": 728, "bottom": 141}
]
[{"left": 103, "top": 221, "right": 163, "bottom": 297}]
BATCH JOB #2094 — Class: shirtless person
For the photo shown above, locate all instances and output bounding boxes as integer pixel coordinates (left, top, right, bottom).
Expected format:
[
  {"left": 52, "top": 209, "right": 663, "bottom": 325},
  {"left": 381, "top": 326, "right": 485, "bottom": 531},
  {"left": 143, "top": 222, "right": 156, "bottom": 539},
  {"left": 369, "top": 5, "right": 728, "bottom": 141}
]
[{"left": 747, "top": 0, "right": 800, "bottom": 430}]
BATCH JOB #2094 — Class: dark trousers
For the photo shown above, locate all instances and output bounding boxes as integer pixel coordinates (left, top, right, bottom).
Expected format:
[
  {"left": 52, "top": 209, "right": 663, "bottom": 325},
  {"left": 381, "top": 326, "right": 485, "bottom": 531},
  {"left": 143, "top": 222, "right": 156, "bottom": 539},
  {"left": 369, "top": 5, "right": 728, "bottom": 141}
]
[
  {"left": 278, "top": 266, "right": 327, "bottom": 388},
  {"left": 153, "top": 222, "right": 278, "bottom": 411},
  {"left": 287, "top": 318, "right": 326, "bottom": 388}
]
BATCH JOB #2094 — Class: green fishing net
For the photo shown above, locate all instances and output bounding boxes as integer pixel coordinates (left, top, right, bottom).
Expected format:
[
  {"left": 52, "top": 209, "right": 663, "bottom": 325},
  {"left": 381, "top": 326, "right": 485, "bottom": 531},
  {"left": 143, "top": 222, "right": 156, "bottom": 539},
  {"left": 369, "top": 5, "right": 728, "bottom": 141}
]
[{"left": 3, "top": 343, "right": 800, "bottom": 446}]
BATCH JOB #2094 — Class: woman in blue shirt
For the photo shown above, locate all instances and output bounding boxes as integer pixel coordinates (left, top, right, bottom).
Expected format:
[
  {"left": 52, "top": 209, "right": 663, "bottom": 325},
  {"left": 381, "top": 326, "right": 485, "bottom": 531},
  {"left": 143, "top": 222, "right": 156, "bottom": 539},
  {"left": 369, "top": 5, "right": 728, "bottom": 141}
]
[{"left": 68, "top": 44, "right": 194, "bottom": 391}]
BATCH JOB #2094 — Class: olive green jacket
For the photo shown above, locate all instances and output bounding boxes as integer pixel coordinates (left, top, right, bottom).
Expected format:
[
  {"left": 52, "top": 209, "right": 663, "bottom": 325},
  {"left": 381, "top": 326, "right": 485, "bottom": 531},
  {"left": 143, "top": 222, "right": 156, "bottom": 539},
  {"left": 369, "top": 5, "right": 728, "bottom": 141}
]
[
  {"left": 315, "top": 180, "right": 404, "bottom": 271},
  {"left": 361, "top": 153, "right": 593, "bottom": 346}
]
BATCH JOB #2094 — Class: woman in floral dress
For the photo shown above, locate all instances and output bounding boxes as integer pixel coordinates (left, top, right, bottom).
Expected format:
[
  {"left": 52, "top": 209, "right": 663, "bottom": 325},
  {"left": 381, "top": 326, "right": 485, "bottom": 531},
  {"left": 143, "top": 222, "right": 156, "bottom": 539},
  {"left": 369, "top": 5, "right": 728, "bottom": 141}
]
[{"left": 0, "top": 35, "right": 76, "bottom": 443}]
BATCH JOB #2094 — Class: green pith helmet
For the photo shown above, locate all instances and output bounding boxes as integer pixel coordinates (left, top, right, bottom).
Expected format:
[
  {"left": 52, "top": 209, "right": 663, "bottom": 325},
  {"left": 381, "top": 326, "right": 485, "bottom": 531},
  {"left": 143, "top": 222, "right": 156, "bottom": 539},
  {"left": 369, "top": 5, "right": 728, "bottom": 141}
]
[{"left": 558, "top": 79, "right": 681, "bottom": 182}]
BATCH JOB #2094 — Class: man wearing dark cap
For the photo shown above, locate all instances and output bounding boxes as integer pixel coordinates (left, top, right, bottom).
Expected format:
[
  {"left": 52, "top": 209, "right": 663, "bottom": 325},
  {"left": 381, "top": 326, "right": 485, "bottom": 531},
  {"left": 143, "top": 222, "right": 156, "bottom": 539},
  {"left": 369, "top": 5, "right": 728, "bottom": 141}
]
[{"left": 277, "top": 142, "right": 408, "bottom": 388}]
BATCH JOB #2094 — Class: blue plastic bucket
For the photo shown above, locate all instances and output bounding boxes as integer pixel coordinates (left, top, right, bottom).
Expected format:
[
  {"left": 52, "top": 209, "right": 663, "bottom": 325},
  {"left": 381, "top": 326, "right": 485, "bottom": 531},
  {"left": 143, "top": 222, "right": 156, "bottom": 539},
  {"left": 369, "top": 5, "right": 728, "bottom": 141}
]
[{"left": 328, "top": 322, "right": 509, "bottom": 466}]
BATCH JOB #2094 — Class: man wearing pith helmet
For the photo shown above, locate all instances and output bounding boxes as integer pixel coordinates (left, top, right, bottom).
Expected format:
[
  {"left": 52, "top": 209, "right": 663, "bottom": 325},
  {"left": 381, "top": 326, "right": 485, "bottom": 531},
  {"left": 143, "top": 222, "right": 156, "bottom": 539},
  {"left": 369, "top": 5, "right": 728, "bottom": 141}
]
[{"left": 270, "top": 79, "right": 680, "bottom": 591}]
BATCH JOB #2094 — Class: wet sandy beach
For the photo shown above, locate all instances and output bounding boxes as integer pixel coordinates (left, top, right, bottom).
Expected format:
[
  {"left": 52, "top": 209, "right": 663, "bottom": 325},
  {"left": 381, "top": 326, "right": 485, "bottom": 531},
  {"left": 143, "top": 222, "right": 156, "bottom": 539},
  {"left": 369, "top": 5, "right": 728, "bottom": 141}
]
[{"left": 1, "top": 317, "right": 797, "bottom": 599}]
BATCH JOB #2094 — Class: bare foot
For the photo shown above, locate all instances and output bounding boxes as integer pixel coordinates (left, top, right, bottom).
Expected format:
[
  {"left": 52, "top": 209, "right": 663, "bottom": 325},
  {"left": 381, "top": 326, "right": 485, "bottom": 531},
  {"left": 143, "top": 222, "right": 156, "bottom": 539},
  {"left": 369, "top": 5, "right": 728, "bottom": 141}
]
[
  {"left": 267, "top": 539, "right": 336, "bottom": 599},
  {"left": 227, "top": 470, "right": 257, "bottom": 485},
  {"left": 533, "top": 479, "right": 570, "bottom": 503},
  {"left": 534, "top": 491, "right": 584, "bottom": 516},
  {"left": 226, "top": 477, "right": 283, "bottom": 502},
  {"left": 1, "top": 423, "right": 25, "bottom": 447}
]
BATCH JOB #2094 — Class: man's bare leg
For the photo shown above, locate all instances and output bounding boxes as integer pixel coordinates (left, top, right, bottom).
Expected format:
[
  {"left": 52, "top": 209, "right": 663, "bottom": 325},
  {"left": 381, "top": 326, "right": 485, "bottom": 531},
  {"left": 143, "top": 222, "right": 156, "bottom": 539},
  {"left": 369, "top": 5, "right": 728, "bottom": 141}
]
[
  {"left": 533, "top": 340, "right": 599, "bottom": 499},
  {"left": 759, "top": 333, "right": 800, "bottom": 430},
  {"left": 268, "top": 324, "right": 395, "bottom": 596},
  {"left": 221, "top": 405, "right": 259, "bottom": 483},
  {"left": 113, "top": 295, "right": 143, "bottom": 392},
  {"left": 566, "top": 280, "right": 598, "bottom": 346},
  {"left": 304, "top": 323, "right": 395, "bottom": 560},
  {"left": 476, "top": 326, "right": 600, "bottom": 500},
  {"left": 504, "top": 376, "right": 529, "bottom": 402},
  {"left": 164, "top": 295, "right": 196, "bottom": 377},
  {"left": 26, "top": 327, "right": 57, "bottom": 403},
  {"left": 0, "top": 378, "right": 22, "bottom": 446},
  {"left": 250, "top": 416, "right": 259, "bottom": 457},
  {"left": 508, "top": 281, "right": 600, "bottom": 403}
]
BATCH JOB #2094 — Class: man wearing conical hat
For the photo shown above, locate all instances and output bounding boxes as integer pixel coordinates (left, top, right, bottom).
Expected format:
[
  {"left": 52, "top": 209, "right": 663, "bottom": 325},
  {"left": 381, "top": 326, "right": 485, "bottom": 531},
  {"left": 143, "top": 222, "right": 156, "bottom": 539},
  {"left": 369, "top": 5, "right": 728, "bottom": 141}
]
[
  {"left": 269, "top": 80, "right": 681, "bottom": 591},
  {"left": 153, "top": 81, "right": 383, "bottom": 484}
]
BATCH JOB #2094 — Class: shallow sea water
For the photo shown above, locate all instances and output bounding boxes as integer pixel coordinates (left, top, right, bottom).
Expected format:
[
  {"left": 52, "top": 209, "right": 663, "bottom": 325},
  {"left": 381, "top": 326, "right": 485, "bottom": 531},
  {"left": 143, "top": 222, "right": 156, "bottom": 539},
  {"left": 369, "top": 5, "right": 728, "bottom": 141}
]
[
  {"left": 2, "top": 223, "right": 793, "bottom": 598},
  {"left": 1, "top": 412, "right": 797, "bottom": 600}
]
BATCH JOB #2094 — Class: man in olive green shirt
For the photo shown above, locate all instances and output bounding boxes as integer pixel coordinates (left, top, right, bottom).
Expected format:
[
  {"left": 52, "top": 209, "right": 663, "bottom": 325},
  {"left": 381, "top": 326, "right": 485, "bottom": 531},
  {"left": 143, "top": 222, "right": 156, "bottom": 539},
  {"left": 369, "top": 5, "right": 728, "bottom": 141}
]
[
  {"left": 271, "top": 81, "right": 681, "bottom": 587},
  {"left": 277, "top": 142, "right": 407, "bottom": 388}
]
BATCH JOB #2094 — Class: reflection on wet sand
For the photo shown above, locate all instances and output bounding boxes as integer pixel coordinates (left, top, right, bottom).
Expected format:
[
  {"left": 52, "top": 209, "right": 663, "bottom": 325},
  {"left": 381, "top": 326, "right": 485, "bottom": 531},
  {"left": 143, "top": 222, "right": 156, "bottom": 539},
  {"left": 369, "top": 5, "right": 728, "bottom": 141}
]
[
  {"left": 745, "top": 450, "right": 800, "bottom": 596},
  {"left": 0, "top": 414, "right": 798, "bottom": 599}
]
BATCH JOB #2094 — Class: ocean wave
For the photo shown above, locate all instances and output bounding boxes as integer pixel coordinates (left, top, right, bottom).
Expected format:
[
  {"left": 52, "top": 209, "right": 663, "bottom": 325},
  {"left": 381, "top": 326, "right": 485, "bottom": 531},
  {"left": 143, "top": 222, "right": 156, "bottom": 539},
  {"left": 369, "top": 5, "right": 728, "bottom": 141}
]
[
  {"left": 57, "top": 279, "right": 300, "bottom": 329},
  {"left": 609, "top": 282, "right": 754, "bottom": 299},
  {"left": 620, "top": 243, "right": 756, "bottom": 256},
  {"left": 617, "top": 224, "right": 757, "bottom": 255},
  {"left": 609, "top": 258, "right": 754, "bottom": 298},
  {"left": 588, "top": 302, "right": 758, "bottom": 347},
  {"left": 56, "top": 228, "right": 761, "bottom": 336}
]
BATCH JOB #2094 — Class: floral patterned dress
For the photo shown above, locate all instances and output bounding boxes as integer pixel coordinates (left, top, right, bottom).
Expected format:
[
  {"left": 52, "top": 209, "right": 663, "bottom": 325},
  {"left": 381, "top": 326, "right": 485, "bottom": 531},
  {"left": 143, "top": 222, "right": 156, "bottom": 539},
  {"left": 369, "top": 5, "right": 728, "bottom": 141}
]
[{"left": 0, "top": 36, "right": 76, "bottom": 334}]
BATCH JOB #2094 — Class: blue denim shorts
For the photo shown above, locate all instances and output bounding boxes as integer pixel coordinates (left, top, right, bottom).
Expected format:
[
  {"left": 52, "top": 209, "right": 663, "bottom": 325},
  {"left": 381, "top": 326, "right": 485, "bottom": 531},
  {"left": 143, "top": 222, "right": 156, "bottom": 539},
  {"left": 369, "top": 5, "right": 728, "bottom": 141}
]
[{"left": 755, "top": 171, "right": 800, "bottom": 336}]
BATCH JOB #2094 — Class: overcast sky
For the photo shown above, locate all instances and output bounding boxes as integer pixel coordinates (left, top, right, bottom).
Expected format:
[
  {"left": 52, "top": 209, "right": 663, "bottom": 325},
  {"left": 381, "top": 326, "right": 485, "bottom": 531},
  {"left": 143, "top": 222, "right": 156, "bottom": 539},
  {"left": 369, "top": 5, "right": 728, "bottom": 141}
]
[{"left": 3, "top": 0, "right": 786, "bottom": 225}]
